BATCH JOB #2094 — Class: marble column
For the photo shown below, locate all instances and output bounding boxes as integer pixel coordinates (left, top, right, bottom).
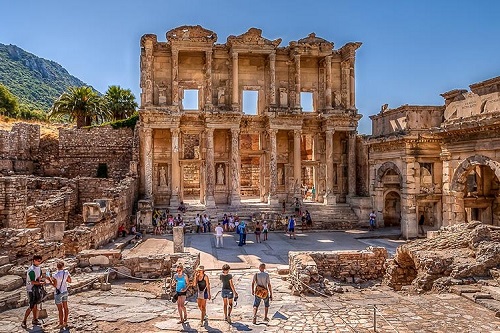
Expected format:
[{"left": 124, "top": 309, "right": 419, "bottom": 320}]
[
  {"left": 341, "top": 60, "right": 350, "bottom": 108},
  {"left": 173, "top": 226, "right": 184, "bottom": 253},
  {"left": 294, "top": 129, "right": 302, "bottom": 196},
  {"left": 230, "top": 128, "right": 241, "bottom": 206},
  {"left": 268, "top": 129, "right": 279, "bottom": 205},
  {"left": 232, "top": 52, "right": 239, "bottom": 108},
  {"left": 170, "top": 128, "right": 180, "bottom": 208},
  {"left": 269, "top": 53, "right": 276, "bottom": 105},
  {"left": 440, "top": 147, "right": 452, "bottom": 226},
  {"left": 205, "top": 50, "right": 213, "bottom": 108},
  {"left": 349, "top": 60, "right": 356, "bottom": 109},
  {"left": 348, "top": 131, "right": 356, "bottom": 197},
  {"left": 325, "top": 130, "right": 335, "bottom": 205},
  {"left": 143, "top": 128, "right": 153, "bottom": 199},
  {"left": 172, "top": 48, "right": 179, "bottom": 106},
  {"left": 143, "top": 41, "right": 154, "bottom": 106},
  {"left": 205, "top": 128, "right": 216, "bottom": 207},
  {"left": 401, "top": 156, "right": 417, "bottom": 238},
  {"left": 294, "top": 54, "right": 301, "bottom": 108},
  {"left": 325, "top": 55, "right": 332, "bottom": 109}
]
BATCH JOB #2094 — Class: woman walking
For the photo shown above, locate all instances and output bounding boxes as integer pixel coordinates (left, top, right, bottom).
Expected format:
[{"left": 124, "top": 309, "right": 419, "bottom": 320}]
[
  {"left": 192, "top": 265, "right": 210, "bottom": 325},
  {"left": 220, "top": 264, "right": 238, "bottom": 324},
  {"left": 254, "top": 222, "right": 262, "bottom": 243},
  {"left": 172, "top": 264, "right": 189, "bottom": 324}
]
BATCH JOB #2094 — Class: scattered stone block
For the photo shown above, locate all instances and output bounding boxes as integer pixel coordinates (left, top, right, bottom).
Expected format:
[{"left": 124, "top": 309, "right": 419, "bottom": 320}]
[{"left": 0, "top": 275, "right": 24, "bottom": 291}]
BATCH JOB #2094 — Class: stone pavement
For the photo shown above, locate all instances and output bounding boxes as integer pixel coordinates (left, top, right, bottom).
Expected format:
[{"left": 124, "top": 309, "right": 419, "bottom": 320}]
[{"left": 1, "top": 229, "right": 499, "bottom": 332}]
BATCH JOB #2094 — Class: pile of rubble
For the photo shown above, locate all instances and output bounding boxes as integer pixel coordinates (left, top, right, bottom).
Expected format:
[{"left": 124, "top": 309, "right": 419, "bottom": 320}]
[{"left": 384, "top": 222, "right": 500, "bottom": 292}]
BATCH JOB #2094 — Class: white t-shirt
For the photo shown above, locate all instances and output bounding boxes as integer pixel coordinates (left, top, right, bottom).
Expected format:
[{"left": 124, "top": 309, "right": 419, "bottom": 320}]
[
  {"left": 26, "top": 264, "right": 41, "bottom": 292},
  {"left": 52, "top": 270, "right": 71, "bottom": 293},
  {"left": 215, "top": 225, "right": 224, "bottom": 236}
]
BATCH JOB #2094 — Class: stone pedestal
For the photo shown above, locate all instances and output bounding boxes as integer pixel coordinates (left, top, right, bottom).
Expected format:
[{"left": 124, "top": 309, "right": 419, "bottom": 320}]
[
  {"left": 173, "top": 226, "right": 184, "bottom": 253},
  {"left": 44, "top": 221, "right": 65, "bottom": 241}
]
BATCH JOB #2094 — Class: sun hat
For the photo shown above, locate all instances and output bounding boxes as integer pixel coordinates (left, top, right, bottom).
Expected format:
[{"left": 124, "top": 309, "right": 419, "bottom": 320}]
[{"left": 196, "top": 265, "right": 205, "bottom": 271}]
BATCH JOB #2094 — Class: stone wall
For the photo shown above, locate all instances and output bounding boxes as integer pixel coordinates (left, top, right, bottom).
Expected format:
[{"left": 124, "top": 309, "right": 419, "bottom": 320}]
[
  {"left": 289, "top": 247, "right": 388, "bottom": 293},
  {"left": 0, "top": 177, "right": 27, "bottom": 228},
  {"left": 0, "top": 123, "right": 39, "bottom": 175},
  {"left": 57, "top": 126, "right": 135, "bottom": 179}
]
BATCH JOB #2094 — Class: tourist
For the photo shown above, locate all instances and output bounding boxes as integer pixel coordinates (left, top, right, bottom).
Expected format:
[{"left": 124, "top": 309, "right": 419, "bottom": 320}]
[
  {"left": 215, "top": 222, "right": 224, "bottom": 248},
  {"left": 282, "top": 200, "right": 286, "bottom": 214},
  {"left": 234, "top": 214, "right": 240, "bottom": 232},
  {"left": 178, "top": 201, "right": 186, "bottom": 213},
  {"left": 287, "top": 216, "right": 296, "bottom": 239},
  {"left": 117, "top": 224, "right": 126, "bottom": 237},
  {"left": 152, "top": 216, "right": 160, "bottom": 235},
  {"left": 220, "top": 264, "right": 238, "bottom": 324},
  {"left": 301, "top": 212, "right": 307, "bottom": 232},
  {"left": 311, "top": 185, "right": 316, "bottom": 201},
  {"left": 369, "top": 211, "right": 376, "bottom": 231},
  {"left": 195, "top": 213, "right": 201, "bottom": 233},
  {"left": 293, "top": 197, "right": 301, "bottom": 217},
  {"left": 222, "top": 213, "right": 229, "bottom": 232},
  {"left": 228, "top": 214, "right": 235, "bottom": 232},
  {"left": 305, "top": 210, "right": 313, "bottom": 230},
  {"left": 192, "top": 265, "right": 210, "bottom": 326},
  {"left": 238, "top": 221, "right": 247, "bottom": 246},
  {"left": 51, "top": 261, "right": 72, "bottom": 329},
  {"left": 22, "top": 255, "right": 45, "bottom": 328},
  {"left": 254, "top": 222, "right": 262, "bottom": 243},
  {"left": 130, "top": 225, "right": 142, "bottom": 239},
  {"left": 176, "top": 214, "right": 183, "bottom": 226},
  {"left": 262, "top": 221, "right": 269, "bottom": 241},
  {"left": 252, "top": 263, "right": 273, "bottom": 324},
  {"left": 172, "top": 264, "right": 189, "bottom": 324},
  {"left": 419, "top": 214, "right": 425, "bottom": 235}
]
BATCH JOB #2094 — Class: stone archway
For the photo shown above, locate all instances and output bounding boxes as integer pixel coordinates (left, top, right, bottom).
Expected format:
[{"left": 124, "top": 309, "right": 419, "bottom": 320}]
[
  {"left": 450, "top": 155, "right": 500, "bottom": 225},
  {"left": 373, "top": 162, "right": 403, "bottom": 227},
  {"left": 384, "top": 191, "right": 401, "bottom": 226},
  {"left": 375, "top": 161, "right": 403, "bottom": 187}
]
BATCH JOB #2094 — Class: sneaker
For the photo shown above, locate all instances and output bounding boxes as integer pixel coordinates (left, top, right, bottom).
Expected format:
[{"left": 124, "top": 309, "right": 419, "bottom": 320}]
[
  {"left": 264, "top": 317, "right": 270, "bottom": 321},
  {"left": 21, "top": 321, "right": 26, "bottom": 328},
  {"left": 32, "top": 319, "right": 41, "bottom": 326},
  {"left": 227, "top": 316, "right": 232, "bottom": 324},
  {"left": 252, "top": 317, "right": 256, "bottom": 324}
]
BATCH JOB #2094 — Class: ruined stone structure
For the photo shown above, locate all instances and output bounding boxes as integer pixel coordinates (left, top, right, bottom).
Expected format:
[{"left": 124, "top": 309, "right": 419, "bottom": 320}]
[
  {"left": 138, "top": 25, "right": 362, "bottom": 208},
  {"left": 366, "top": 76, "right": 500, "bottom": 237}
]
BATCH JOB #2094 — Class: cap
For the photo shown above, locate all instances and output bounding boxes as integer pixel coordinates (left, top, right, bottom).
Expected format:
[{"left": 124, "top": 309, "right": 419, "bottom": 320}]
[{"left": 196, "top": 265, "right": 205, "bottom": 271}]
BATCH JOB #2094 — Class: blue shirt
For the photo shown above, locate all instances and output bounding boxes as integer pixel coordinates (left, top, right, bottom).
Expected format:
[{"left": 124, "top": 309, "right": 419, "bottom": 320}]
[{"left": 175, "top": 274, "right": 186, "bottom": 292}]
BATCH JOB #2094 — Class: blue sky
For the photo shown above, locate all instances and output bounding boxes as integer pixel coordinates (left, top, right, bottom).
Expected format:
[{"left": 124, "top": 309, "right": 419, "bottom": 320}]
[{"left": 1, "top": 0, "right": 499, "bottom": 133}]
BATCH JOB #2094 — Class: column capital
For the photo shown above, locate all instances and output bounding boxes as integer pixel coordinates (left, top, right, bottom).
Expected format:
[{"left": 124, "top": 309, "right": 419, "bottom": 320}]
[
  {"left": 294, "top": 129, "right": 302, "bottom": 136},
  {"left": 143, "top": 127, "right": 152, "bottom": 135},
  {"left": 230, "top": 128, "right": 240, "bottom": 135},
  {"left": 205, "top": 127, "right": 215, "bottom": 135},
  {"left": 267, "top": 128, "right": 278, "bottom": 136},
  {"left": 171, "top": 128, "right": 180, "bottom": 137},
  {"left": 232, "top": 51, "right": 238, "bottom": 59},
  {"left": 325, "top": 129, "right": 335, "bottom": 136}
]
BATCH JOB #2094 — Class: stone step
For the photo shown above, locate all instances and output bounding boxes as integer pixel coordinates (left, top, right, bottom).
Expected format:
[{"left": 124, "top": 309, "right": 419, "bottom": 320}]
[
  {"left": 482, "top": 285, "right": 500, "bottom": 302},
  {"left": 475, "top": 298, "right": 500, "bottom": 317}
]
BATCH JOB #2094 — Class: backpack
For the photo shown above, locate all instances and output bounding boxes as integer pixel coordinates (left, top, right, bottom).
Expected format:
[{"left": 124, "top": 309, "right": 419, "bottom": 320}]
[{"left": 32, "top": 284, "right": 48, "bottom": 304}]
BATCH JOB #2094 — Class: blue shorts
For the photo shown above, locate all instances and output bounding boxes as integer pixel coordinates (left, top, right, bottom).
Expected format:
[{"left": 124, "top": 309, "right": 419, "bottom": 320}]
[
  {"left": 221, "top": 289, "right": 233, "bottom": 299},
  {"left": 54, "top": 291, "right": 69, "bottom": 305},
  {"left": 253, "top": 296, "right": 270, "bottom": 308}
]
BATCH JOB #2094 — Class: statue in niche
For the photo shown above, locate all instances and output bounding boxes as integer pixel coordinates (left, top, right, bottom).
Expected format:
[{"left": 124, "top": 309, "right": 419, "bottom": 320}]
[
  {"left": 217, "top": 164, "right": 225, "bottom": 185},
  {"left": 279, "top": 88, "right": 288, "bottom": 107},
  {"left": 218, "top": 87, "right": 225, "bottom": 106},
  {"left": 158, "top": 81, "right": 167, "bottom": 105},
  {"left": 194, "top": 146, "right": 200, "bottom": 159},
  {"left": 278, "top": 167, "right": 284, "bottom": 185},
  {"left": 159, "top": 166, "right": 168, "bottom": 186}
]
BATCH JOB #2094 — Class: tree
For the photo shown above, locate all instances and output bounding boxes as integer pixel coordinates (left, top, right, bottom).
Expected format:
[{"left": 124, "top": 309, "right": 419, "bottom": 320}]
[
  {"left": 49, "top": 86, "right": 109, "bottom": 128},
  {"left": 0, "top": 83, "right": 19, "bottom": 118},
  {"left": 104, "top": 85, "right": 138, "bottom": 120}
]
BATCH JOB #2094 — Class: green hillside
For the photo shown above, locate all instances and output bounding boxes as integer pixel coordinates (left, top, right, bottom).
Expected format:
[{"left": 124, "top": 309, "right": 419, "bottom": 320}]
[{"left": 0, "top": 43, "right": 91, "bottom": 111}]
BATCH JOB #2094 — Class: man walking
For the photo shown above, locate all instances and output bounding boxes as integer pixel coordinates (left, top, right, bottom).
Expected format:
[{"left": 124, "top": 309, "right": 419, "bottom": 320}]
[
  {"left": 22, "top": 255, "right": 45, "bottom": 328},
  {"left": 252, "top": 263, "right": 273, "bottom": 324},
  {"left": 215, "top": 222, "right": 224, "bottom": 248}
]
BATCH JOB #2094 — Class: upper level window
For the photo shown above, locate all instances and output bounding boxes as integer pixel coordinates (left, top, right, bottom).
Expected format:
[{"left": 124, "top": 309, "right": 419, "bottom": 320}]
[
  {"left": 301, "top": 92, "right": 314, "bottom": 112},
  {"left": 243, "top": 90, "right": 258, "bottom": 115},
  {"left": 182, "top": 89, "right": 199, "bottom": 110}
]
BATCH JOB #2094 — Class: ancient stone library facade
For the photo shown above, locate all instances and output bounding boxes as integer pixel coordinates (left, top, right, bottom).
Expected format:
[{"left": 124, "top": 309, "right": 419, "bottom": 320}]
[{"left": 0, "top": 25, "right": 499, "bottom": 250}]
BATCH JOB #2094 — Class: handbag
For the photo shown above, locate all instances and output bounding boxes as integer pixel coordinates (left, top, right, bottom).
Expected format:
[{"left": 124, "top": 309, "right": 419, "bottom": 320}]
[
  {"left": 171, "top": 293, "right": 178, "bottom": 303},
  {"left": 38, "top": 303, "right": 48, "bottom": 319},
  {"left": 254, "top": 285, "right": 268, "bottom": 299},
  {"left": 32, "top": 284, "right": 48, "bottom": 304}
]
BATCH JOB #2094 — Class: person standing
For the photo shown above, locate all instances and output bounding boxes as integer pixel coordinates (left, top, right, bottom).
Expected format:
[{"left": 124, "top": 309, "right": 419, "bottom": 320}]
[
  {"left": 252, "top": 263, "right": 273, "bottom": 324},
  {"left": 418, "top": 214, "right": 425, "bottom": 235},
  {"left": 195, "top": 214, "right": 201, "bottom": 233},
  {"left": 254, "top": 222, "right": 262, "bottom": 243},
  {"left": 287, "top": 216, "right": 296, "bottom": 239},
  {"left": 220, "top": 264, "right": 238, "bottom": 324},
  {"left": 262, "top": 221, "right": 269, "bottom": 241},
  {"left": 238, "top": 221, "right": 247, "bottom": 246},
  {"left": 215, "top": 222, "right": 224, "bottom": 248},
  {"left": 172, "top": 264, "right": 189, "bottom": 324},
  {"left": 369, "top": 211, "right": 376, "bottom": 231},
  {"left": 192, "top": 265, "right": 210, "bottom": 326},
  {"left": 22, "top": 255, "right": 45, "bottom": 328},
  {"left": 311, "top": 185, "right": 316, "bottom": 201},
  {"left": 51, "top": 261, "right": 72, "bottom": 329}
]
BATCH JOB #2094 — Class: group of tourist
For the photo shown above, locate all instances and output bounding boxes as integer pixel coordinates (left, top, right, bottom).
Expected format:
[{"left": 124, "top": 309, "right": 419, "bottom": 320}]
[
  {"left": 172, "top": 263, "right": 273, "bottom": 326},
  {"left": 22, "top": 255, "right": 72, "bottom": 330}
]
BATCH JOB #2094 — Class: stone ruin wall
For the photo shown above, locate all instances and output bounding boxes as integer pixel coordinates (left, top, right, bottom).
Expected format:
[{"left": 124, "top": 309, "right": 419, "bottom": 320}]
[
  {"left": 289, "top": 248, "right": 388, "bottom": 293},
  {"left": 0, "top": 123, "right": 40, "bottom": 175},
  {"left": 0, "top": 177, "right": 27, "bottom": 228}
]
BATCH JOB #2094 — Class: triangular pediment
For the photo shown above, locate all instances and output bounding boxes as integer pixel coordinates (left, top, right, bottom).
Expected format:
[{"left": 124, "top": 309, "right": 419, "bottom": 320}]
[
  {"left": 227, "top": 28, "right": 281, "bottom": 48},
  {"left": 166, "top": 25, "right": 217, "bottom": 43}
]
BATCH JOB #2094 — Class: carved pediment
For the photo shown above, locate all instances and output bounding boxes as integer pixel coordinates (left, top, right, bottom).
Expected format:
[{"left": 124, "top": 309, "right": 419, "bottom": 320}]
[
  {"left": 227, "top": 28, "right": 281, "bottom": 48},
  {"left": 166, "top": 25, "right": 217, "bottom": 43},
  {"left": 297, "top": 33, "right": 333, "bottom": 48}
]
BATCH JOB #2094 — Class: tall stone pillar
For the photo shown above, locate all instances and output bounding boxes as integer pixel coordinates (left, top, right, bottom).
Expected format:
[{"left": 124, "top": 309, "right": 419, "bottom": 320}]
[
  {"left": 401, "top": 156, "right": 417, "bottom": 238},
  {"left": 294, "top": 129, "right": 302, "bottom": 196},
  {"left": 173, "top": 226, "right": 184, "bottom": 253},
  {"left": 348, "top": 131, "right": 356, "bottom": 197},
  {"left": 170, "top": 128, "right": 180, "bottom": 208},
  {"left": 205, "top": 50, "right": 213, "bottom": 108},
  {"left": 325, "top": 55, "right": 332, "bottom": 109},
  {"left": 294, "top": 54, "right": 301, "bottom": 108},
  {"left": 232, "top": 52, "right": 239, "bottom": 108},
  {"left": 230, "top": 128, "right": 241, "bottom": 206},
  {"left": 341, "top": 60, "right": 350, "bottom": 109},
  {"left": 205, "top": 128, "right": 216, "bottom": 207},
  {"left": 268, "top": 129, "right": 279, "bottom": 205},
  {"left": 143, "top": 128, "right": 153, "bottom": 199},
  {"left": 269, "top": 53, "right": 276, "bottom": 105},
  {"left": 349, "top": 60, "right": 356, "bottom": 109},
  {"left": 440, "top": 148, "right": 453, "bottom": 226},
  {"left": 172, "top": 48, "right": 179, "bottom": 106},
  {"left": 325, "top": 130, "right": 335, "bottom": 205},
  {"left": 143, "top": 41, "right": 154, "bottom": 106}
]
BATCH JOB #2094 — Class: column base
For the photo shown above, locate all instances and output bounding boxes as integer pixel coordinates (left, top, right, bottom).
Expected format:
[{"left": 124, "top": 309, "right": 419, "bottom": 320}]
[
  {"left": 267, "top": 195, "right": 279, "bottom": 206},
  {"left": 170, "top": 194, "right": 180, "bottom": 210},
  {"left": 230, "top": 194, "right": 241, "bottom": 207},
  {"left": 205, "top": 195, "right": 216, "bottom": 208},
  {"left": 324, "top": 194, "right": 336, "bottom": 205}
]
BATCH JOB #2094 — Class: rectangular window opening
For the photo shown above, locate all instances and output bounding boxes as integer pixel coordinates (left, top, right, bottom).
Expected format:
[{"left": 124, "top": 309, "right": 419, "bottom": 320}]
[
  {"left": 182, "top": 89, "right": 199, "bottom": 110},
  {"left": 243, "top": 90, "right": 258, "bottom": 115},
  {"left": 301, "top": 92, "right": 314, "bottom": 112}
]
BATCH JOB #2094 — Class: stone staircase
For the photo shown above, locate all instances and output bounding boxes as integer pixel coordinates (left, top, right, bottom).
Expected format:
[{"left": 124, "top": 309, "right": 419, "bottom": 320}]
[{"left": 451, "top": 283, "right": 500, "bottom": 317}]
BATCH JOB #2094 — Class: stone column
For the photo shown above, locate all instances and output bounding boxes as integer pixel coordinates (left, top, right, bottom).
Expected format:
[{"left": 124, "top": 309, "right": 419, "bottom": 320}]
[
  {"left": 172, "top": 48, "right": 179, "bottom": 106},
  {"left": 232, "top": 52, "right": 239, "bottom": 107},
  {"left": 401, "top": 156, "right": 417, "bottom": 238},
  {"left": 294, "top": 54, "right": 301, "bottom": 108},
  {"left": 143, "top": 41, "right": 154, "bottom": 106},
  {"left": 173, "top": 226, "right": 184, "bottom": 253},
  {"left": 170, "top": 128, "right": 180, "bottom": 208},
  {"left": 348, "top": 131, "right": 356, "bottom": 197},
  {"left": 269, "top": 52, "right": 276, "bottom": 105},
  {"left": 325, "top": 55, "right": 332, "bottom": 109},
  {"left": 205, "top": 50, "right": 213, "bottom": 108},
  {"left": 341, "top": 60, "right": 350, "bottom": 109},
  {"left": 143, "top": 128, "right": 153, "bottom": 199},
  {"left": 349, "top": 60, "right": 356, "bottom": 109},
  {"left": 294, "top": 129, "right": 302, "bottom": 195},
  {"left": 230, "top": 128, "right": 241, "bottom": 206},
  {"left": 325, "top": 130, "right": 335, "bottom": 205},
  {"left": 440, "top": 148, "right": 453, "bottom": 226},
  {"left": 268, "top": 129, "right": 279, "bottom": 205},
  {"left": 205, "top": 128, "right": 216, "bottom": 207}
]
